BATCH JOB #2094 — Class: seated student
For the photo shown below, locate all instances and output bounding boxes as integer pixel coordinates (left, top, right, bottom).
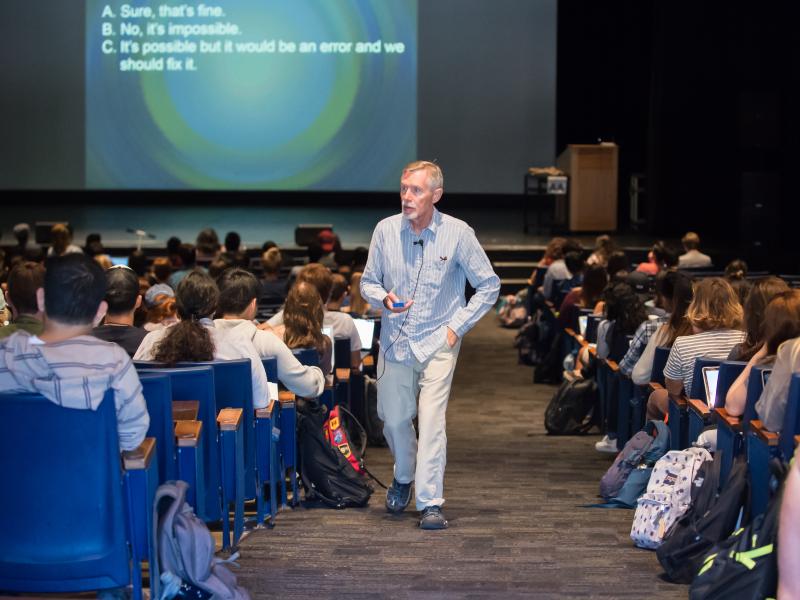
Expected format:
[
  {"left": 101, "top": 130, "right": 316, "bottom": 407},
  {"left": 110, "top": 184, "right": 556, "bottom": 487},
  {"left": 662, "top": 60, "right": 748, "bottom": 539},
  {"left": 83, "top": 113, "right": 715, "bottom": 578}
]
[
  {"left": 541, "top": 239, "right": 582, "bottom": 302},
  {"left": 142, "top": 284, "right": 178, "bottom": 332},
  {"left": 586, "top": 234, "right": 617, "bottom": 267},
  {"left": 593, "top": 282, "right": 648, "bottom": 453},
  {"left": 646, "top": 277, "right": 745, "bottom": 420},
  {"left": 678, "top": 231, "right": 712, "bottom": 269},
  {"left": 551, "top": 251, "right": 584, "bottom": 306},
  {"left": 220, "top": 231, "right": 248, "bottom": 268},
  {"left": 635, "top": 241, "right": 667, "bottom": 276},
  {"left": 724, "top": 258, "right": 751, "bottom": 305},
  {"left": 0, "top": 261, "right": 45, "bottom": 340},
  {"left": 269, "top": 281, "right": 333, "bottom": 377},
  {"left": 606, "top": 250, "right": 630, "bottom": 281},
  {"left": 557, "top": 264, "right": 607, "bottom": 331},
  {"left": 727, "top": 276, "right": 789, "bottom": 361},
  {"left": 725, "top": 290, "right": 800, "bottom": 418},
  {"left": 628, "top": 271, "right": 694, "bottom": 385},
  {"left": 151, "top": 257, "right": 173, "bottom": 286},
  {"left": 47, "top": 223, "right": 82, "bottom": 257},
  {"left": 168, "top": 243, "right": 200, "bottom": 289},
  {"left": 93, "top": 265, "right": 148, "bottom": 357},
  {"left": 259, "top": 246, "right": 288, "bottom": 302},
  {"left": 266, "top": 263, "right": 361, "bottom": 369},
  {"left": 134, "top": 271, "right": 271, "bottom": 408},
  {"left": 326, "top": 273, "right": 349, "bottom": 312},
  {"left": 347, "top": 271, "right": 381, "bottom": 318},
  {"left": 195, "top": 228, "right": 221, "bottom": 267},
  {"left": 213, "top": 268, "right": 325, "bottom": 398},
  {"left": 0, "top": 254, "right": 149, "bottom": 451}
]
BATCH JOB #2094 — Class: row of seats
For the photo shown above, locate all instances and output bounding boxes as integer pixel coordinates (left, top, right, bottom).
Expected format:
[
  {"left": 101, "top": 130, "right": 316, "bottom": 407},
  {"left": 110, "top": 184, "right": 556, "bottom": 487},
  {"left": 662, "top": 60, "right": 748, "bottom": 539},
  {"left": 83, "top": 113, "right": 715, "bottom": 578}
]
[
  {"left": 0, "top": 339, "right": 377, "bottom": 598},
  {"left": 559, "top": 308, "right": 800, "bottom": 517}
]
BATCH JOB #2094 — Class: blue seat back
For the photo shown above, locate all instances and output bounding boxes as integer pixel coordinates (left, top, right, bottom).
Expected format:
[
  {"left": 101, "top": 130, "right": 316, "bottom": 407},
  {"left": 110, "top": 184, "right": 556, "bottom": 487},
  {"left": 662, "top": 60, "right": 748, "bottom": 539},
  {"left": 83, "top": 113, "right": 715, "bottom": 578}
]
[
  {"left": 743, "top": 365, "right": 769, "bottom": 427},
  {"left": 651, "top": 346, "right": 671, "bottom": 386},
  {"left": 779, "top": 374, "right": 800, "bottom": 460},
  {"left": 690, "top": 357, "right": 723, "bottom": 401},
  {"left": 333, "top": 337, "right": 350, "bottom": 370},
  {"left": 262, "top": 357, "right": 278, "bottom": 383},
  {"left": 293, "top": 347, "right": 320, "bottom": 369},
  {"left": 0, "top": 390, "right": 130, "bottom": 592},
  {"left": 180, "top": 359, "right": 256, "bottom": 498},
  {"left": 136, "top": 365, "right": 220, "bottom": 521},
  {"left": 713, "top": 361, "right": 747, "bottom": 408},
  {"left": 139, "top": 373, "right": 176, "bottom": 483}
]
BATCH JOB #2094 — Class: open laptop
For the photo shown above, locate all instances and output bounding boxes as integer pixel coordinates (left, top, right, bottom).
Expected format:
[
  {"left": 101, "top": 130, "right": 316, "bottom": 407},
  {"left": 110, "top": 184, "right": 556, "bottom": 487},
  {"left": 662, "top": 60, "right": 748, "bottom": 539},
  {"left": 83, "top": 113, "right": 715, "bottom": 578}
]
[
  {"left": 702, "top": 366, "right": 720, "bottom": 407},
  {"left": 110, "top": 256, "right": 129, "bottom": 267},
  {"left": 322, "top": 326, "right": 334, "bottom": 373},
  {"left": 353, "top": 318, "right": 376, "bottom": 351},
  {"left": 578, "top": 315, "right": 588, "bottom": 337}
]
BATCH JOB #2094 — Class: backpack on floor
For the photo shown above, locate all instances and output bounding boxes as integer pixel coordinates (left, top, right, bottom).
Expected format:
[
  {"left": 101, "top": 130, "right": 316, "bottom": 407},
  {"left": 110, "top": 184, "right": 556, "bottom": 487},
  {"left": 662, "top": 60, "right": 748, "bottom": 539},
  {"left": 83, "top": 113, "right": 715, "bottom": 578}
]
[
  {"left": 689, "top": 460, "right": 787, "bottom": 600},
  {"left": 657, "top": 454, "right": 749, "bottom": 583},
  {"left": 323, "top": 405, "right": 367, "bottom": 475},
  {"left": 297, "top": 401, "right": 373, "bottom": 509},
  {"left": 600, "top": 420, "right": 671, "bottom": 501},
  {"left": 155, "top": 480, "right": 250, "bottom": 600},
  {"left": 630, "top": 447, "right": 712, "bottom": 549},
  {"left": 544, "top": 377, "right": 597, "bottom": 435}
]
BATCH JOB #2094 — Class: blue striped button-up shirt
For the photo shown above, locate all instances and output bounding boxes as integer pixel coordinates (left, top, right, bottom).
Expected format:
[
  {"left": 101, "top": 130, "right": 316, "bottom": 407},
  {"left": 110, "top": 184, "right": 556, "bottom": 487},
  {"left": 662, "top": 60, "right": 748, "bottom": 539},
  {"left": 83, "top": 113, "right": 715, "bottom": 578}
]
[{"left": 360, "top": 209, "right": 500, "bottom": 365}]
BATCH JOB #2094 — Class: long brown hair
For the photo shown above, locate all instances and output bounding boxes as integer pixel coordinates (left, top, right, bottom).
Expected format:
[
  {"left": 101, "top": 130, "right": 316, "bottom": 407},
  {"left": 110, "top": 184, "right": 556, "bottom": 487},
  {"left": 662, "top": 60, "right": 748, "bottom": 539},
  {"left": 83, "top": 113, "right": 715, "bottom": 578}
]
[
  {"left": 686, "top": 277, "right": 743, "bottom": 332},
  {"left": 348, "top": 271, "right": 369, "bottom": 316},
  {"left": 283, "top": 281, "right": 326, "bottom": 353},
  {"left": 763, "top": 290, "right": 800, "bottom": 356},
  {"left": 662, "top": 272, "right": 694, "bottom": 346},
  {"left": 153, "top": 271, "right": 218, "bottom": 365},
  {"left": 738, "top": 277, "right": 790, "bottom": 360}
]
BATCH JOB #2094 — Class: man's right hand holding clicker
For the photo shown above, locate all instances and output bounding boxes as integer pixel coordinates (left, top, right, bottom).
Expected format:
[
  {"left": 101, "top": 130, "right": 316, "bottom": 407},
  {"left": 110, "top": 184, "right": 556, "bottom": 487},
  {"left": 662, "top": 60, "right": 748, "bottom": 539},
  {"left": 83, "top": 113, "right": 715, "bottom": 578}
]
[{"left": 384, "top": 290, "right": 413, "bottom": 313}]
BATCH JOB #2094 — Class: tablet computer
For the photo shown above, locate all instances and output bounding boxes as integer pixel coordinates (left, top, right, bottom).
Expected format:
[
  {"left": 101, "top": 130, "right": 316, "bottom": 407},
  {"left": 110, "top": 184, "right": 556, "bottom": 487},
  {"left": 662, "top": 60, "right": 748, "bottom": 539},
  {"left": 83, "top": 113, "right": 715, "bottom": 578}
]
[
  {"left": 353, "top": 318, "right": 376, "bottom": 351},
  {"left": 578, "top": 315, "right": 588, "bottom": 337},
  {"left": 322, "top": 326, "right": 334, "bottom": 373},
  {"left": 761, "top": 368, "right": 772, "bottom": 389},
  {"left": 702, "top": 366, "right": 720, "bottom": 407}
]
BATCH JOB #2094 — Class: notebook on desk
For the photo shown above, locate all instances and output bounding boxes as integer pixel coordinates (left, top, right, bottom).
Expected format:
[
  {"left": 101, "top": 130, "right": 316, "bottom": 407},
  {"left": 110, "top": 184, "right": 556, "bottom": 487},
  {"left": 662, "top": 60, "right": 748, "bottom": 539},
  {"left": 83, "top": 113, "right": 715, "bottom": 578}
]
[{"left": 353, "top": 318, "right": 376, "bottom": 351}]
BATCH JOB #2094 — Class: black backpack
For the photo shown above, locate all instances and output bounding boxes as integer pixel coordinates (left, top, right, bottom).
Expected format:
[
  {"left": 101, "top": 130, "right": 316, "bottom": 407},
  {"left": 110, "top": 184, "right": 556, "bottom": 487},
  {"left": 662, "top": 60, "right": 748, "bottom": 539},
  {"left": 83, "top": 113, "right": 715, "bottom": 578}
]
[
  {"left": 657, "top": 454, "right": 749, "bottom": 583},
  {"left": 297, "top": 401, "right": 373, "bottom": 509},
  {"left": 544, "top": 377, "right": 597, "bottom": 434},
  {"left": 689, "top": 460, "right": 787, "bottom": 599}
]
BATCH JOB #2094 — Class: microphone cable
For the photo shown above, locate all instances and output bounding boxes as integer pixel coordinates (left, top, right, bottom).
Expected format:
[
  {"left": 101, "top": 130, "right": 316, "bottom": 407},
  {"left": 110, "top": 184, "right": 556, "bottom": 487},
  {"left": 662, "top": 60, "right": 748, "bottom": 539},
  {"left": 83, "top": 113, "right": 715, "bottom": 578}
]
[{"left": 376, "top": 239, "right": 424, "bottom": 382}]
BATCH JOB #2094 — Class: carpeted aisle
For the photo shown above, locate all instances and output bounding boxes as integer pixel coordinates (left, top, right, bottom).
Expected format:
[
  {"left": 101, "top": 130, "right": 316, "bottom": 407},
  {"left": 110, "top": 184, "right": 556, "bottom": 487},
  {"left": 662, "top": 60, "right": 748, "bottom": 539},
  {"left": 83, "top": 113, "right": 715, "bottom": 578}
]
[{"left": 235, "top": 315, "right": 688, "bottom": 599}]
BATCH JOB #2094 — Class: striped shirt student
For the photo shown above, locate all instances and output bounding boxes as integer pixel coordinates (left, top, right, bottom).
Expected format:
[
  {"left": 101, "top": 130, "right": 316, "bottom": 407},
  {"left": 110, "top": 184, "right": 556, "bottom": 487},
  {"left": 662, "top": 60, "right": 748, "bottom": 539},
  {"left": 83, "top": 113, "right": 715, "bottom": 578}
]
[
  {"left": 0, "top": 331, "right": 149, "bottom": 451},
  {"left": 663, "top": 329, "right": 746, "bottom": 394},
  {"left": 360, "top": 208, "right": 500, "bottom": 365}
]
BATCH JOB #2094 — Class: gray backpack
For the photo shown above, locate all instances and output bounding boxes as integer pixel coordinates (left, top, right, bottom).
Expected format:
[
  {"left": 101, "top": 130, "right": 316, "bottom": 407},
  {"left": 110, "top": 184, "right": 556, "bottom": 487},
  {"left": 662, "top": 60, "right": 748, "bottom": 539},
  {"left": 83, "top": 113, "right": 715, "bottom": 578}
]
[
  {"left": 594, "top": 420, "right": 670, "bottom": 508},
  {"left": 155, "top": 481, "right": 250, "bottom": 600}
]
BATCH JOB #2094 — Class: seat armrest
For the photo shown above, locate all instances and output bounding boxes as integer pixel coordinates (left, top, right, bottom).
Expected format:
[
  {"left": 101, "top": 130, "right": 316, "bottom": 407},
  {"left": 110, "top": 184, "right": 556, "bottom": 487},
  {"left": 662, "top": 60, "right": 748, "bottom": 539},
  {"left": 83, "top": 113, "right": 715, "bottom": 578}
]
[
  {"left": 750, "top": 420, "right": 779, "bottom": 446},
  {"left": 363, "top": 355, "right": 374, "bottom": 368},
  {"left": 648, "top": 382, "right": 665, "bottom": 394},
  {"left": 175, "top": 420, "right": 202, "bottom": 447},
  {"left": 714, "top": 407, "right": 742, "bottom": 431},
  {"left": 335, "top": 368, "right": 351, "bottom": 382},
  {"left": 687, "top": 398, "right": 711, "bottom": 418},
  {"left": 605, "top": 359, "right": 620, "bottom": 373},
  {"left": 278, "top": 390, "right": 296, "bottom": 405},
  {"left": 122, "top": 437, "right": 156, "bottom": 470},
  {"left": 255, "top": 399, "right": 277, "bottom": 419},
  {"left": 173, "top": 400, "right": 200, "bottom": 422},
  {"left": 217, "top": 407, "right": 243, "bottom": 431}
]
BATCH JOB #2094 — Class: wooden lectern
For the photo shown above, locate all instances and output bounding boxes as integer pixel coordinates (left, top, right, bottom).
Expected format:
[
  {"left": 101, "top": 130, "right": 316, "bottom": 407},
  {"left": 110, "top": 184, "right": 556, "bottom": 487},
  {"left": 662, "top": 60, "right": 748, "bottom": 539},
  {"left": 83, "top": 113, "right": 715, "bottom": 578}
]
[{"left": 556, "top": 143, "right": 618, "bottom": 231}]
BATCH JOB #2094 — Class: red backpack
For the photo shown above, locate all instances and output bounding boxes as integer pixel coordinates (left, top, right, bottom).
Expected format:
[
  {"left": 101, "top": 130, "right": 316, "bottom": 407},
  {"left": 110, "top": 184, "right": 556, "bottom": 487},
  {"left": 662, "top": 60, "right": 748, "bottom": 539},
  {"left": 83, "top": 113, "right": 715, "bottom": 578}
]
[{"left": 323, "top": 405, "right": 364, "bottom": 474}]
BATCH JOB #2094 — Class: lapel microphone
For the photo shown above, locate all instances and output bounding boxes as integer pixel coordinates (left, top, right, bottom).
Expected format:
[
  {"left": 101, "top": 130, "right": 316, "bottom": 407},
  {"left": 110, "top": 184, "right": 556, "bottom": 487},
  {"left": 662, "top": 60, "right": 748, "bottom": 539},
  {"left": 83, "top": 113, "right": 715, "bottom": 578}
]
[{"left": 413, "top": 240, "right": 424, "bottom": 247}]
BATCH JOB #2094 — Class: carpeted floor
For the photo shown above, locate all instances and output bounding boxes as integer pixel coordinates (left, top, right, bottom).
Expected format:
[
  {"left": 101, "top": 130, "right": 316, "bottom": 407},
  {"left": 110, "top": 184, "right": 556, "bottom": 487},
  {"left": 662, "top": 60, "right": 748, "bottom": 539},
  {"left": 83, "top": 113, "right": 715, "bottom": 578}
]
[{"left": 234, "top": 315, "right": 688, "bottom": 599}]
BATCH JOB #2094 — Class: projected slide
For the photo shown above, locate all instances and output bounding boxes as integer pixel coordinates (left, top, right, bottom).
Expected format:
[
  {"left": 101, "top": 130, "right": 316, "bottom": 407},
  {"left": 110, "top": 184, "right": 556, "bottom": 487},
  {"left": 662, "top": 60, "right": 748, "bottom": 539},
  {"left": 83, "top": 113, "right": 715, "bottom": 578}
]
[{"left": 85, "top": 1, "right": 417, "bottom": 191}]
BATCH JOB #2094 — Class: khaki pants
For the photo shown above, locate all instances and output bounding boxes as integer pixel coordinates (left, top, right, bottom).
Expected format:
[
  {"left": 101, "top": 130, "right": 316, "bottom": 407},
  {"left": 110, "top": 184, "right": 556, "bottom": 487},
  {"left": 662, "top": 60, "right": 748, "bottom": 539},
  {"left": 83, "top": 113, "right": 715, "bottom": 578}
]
[{"left": 377, "top": 340, "right": 460, "bottom": 510}]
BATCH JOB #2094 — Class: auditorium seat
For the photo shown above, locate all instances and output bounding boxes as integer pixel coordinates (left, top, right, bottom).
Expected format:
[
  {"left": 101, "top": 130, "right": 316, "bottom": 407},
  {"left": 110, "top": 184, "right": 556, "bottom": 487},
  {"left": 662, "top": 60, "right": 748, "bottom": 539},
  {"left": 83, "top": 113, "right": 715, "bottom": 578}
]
[
  {"left": 715, "top": 364, "right": 770, "bottom": 484},
  {"left": 136, "top": 365, "right": 222, "bottom": 524},
  {"left": 748, "top": 374, "right": 800, "bottom": 515},
  {"left": 686, "top": 360, "right": 746, "bottom": 445},
  {"left": 0, "top": 390, "right": 155, "bottom": 600}
]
